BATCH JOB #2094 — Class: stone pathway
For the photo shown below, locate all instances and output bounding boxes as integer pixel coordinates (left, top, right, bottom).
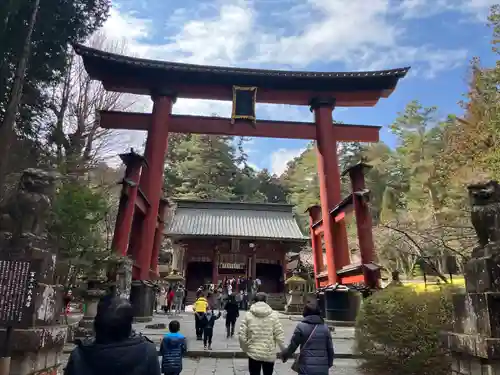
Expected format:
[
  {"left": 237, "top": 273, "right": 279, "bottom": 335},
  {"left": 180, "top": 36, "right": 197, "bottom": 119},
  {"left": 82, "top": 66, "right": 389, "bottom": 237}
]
[
  {"left": 133, "top": 312, "right": 354, "bottom": 356},
  {"left": 58, "top": 355, "right": 360, "bottom": 375},
  {"left": 60, "top": 312, "right": 357, "bottom": 374},
  {"left": 182, "top": 358, "right": 360, "bottom": 375}
]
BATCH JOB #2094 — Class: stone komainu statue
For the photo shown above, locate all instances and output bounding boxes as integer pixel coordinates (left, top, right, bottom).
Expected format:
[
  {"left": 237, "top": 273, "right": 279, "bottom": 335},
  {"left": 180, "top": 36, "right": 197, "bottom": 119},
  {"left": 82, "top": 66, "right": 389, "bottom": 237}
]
[
  {"left": 468, "top": 180, "right": 500, "bottom": 257},
  {"left": 0, "top": 168, "right": 57, "bottom": 238}
]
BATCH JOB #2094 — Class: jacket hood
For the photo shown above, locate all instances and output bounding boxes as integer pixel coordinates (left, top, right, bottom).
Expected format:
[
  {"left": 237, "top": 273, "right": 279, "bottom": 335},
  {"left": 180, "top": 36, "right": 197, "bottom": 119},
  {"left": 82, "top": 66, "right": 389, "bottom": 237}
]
[
  {"left": 77, "top": 335, "right": 153, "bottom": 373},
  {"left": 197, "top": 297, "right": 207, "bottom": 302},
  {"left": 249, "top": 301, "right": 273, "bottom": 318},
  {"left": 302, "top": 314, "right": 324, "bottom": 325}
]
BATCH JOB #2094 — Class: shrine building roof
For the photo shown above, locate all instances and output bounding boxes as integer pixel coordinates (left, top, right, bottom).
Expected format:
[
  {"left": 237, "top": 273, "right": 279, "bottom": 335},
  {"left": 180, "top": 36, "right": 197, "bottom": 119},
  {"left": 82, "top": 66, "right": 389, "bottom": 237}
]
[
  {"left": 73, "top": 43, "right": 410, "bottom": 106},
  {"left": 166, "top": 200, "right": 308, "bottom": 242}
]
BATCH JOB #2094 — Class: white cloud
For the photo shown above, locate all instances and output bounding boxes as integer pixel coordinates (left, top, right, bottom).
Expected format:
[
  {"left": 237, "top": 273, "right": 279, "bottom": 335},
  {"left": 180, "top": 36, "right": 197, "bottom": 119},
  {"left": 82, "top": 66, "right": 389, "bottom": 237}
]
[
  {"left": 247, "top": 162, "right": 261, "bottom": 171},
  {"left": 358, "top": 45, "right": 468, "bottom": 79},
  {"left": 399, "top": 0, "right": 497, "bottom": 20},
  {"left": 101, "top": 0, "right": 471, "bottom": 83},
  {"left": 252, "top": 0, "right": 400, "bottom": 66},
  {"left": 161, "top": 3, "right": 254, "bottom": 65},
  {"left": 271, "top": 147, "right": 306, "bottom": 176},
  {"left": 94, "top": 0, "right": 482, "bottom": 165},
  {"left": 101, "top": 8, "right": 151, "bottom": 49}
]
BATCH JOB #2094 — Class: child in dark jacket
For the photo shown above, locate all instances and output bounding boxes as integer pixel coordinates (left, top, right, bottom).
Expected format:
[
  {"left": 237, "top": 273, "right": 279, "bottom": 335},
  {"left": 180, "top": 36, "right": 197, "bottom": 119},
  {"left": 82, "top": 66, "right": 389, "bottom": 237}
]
[
  {"left": 203, "top": 309, "right": 221, "bottom": 350},
  {"left": 160, "top": 320, "right": 187, "bottom": 375}
]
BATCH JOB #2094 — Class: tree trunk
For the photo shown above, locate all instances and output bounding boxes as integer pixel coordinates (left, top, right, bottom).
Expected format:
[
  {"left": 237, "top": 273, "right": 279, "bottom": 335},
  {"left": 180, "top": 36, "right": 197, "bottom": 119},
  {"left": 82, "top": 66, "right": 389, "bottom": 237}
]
[{"left": 0, "top": 0, "right": 40, "bottom": 193}]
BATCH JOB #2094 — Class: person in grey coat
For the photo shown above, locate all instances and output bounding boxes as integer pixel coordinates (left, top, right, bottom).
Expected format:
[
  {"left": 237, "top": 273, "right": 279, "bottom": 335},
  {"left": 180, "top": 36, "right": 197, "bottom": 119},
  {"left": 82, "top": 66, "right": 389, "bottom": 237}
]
[{"left": 280, "top": 303, "right": 334, "bottom": 375}]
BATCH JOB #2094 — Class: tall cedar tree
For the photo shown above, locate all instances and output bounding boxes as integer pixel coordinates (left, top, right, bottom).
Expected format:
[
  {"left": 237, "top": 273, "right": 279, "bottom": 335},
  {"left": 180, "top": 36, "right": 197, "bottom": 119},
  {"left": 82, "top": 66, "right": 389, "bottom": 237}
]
[{"left": 0, "top": 0, "right": 110, "bottom": 196}]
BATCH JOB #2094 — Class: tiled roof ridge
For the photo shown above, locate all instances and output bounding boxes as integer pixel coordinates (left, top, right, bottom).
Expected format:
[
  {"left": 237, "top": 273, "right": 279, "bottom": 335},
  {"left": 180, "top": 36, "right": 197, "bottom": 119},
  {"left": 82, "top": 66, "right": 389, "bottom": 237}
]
[
  {"left": 173, "top": 199, "right": 295, "bottom": 212},
  {"left": 73, "top": 43, "right": 410, "bottom": 79}
]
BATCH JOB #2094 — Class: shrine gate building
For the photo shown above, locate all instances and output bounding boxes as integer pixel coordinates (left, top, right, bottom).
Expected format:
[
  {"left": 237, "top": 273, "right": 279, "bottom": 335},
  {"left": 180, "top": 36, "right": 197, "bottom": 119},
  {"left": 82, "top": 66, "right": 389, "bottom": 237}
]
[{"left": 166, "top": 200, "right": 307, "bottom": 297}]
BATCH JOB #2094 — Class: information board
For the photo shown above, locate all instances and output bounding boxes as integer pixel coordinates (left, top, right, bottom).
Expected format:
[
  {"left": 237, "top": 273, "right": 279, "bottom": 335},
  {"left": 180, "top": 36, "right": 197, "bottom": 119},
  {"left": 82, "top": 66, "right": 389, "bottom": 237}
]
[{"left": 0, "top": 258, "right": 39, "bottom": 327}]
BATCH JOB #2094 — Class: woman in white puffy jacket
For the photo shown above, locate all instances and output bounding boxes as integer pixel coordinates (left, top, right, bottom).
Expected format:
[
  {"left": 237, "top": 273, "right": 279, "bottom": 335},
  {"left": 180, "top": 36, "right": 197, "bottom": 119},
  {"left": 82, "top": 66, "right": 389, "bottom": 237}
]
[{"left": 238, "top": 292, "right": 286, "bottom": 375}]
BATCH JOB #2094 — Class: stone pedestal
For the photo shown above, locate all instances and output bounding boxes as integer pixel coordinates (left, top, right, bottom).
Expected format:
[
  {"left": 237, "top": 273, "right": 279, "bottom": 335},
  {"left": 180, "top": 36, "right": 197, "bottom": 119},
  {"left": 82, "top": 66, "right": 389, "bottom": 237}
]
[
  {"left": 130, "top": 281, "right": 154, "bottom": 322},
  {"left": 106, "top": 256, "right": 133, "bottom": 300},
  {"left": 74, "top": 286, "right": 107, "bottom": 340},
  {"left": 116, "top": 258, "right": 133, "bottom": 300},
  {"left": 0, "top": 169, "right": 68, "bottom": 375},
  {"left": 441, "top": 256, "right": 500, "bottom": 375},
  {"left": 285, "top": 291, "right": 304, "bottom": 314}
]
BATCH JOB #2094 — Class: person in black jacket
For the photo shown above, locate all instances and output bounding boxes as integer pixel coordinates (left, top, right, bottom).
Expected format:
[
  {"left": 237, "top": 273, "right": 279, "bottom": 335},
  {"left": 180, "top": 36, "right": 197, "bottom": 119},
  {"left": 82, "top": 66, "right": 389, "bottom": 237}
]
[
  {"left": 64, "top": 296, "right": 160, "bottom": 375},
  {"left": 224, "top": 294, "right": 239, "bottom": 338},
  {"left": 160, "top": 320, "right": 187, "bottom": 375},
  {"left": 280, "top": 302, "right": 334, "bottom": 375}
]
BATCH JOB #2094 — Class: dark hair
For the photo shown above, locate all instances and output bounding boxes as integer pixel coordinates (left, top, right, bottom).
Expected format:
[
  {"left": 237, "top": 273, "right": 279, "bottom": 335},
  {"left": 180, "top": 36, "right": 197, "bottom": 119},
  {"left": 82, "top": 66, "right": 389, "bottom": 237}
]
[
  {"left": 303, "top": 302, "right": 321, "bottom": 317},
  {"left": 94, "top": 297, "right": 133, "bottom": 343},
  {"left": 253, "top": 292, "right": 267, "bottom": 303},
  {"left": 169, "top": 320, "right": 180, "bottom": 333}
]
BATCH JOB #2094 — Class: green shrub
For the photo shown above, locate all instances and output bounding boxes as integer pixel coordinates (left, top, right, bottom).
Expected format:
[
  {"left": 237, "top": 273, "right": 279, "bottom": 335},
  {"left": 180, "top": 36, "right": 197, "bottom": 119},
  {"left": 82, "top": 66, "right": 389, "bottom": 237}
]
[{"left": 354, "top": 286, "right": 455, "bottom": 375}]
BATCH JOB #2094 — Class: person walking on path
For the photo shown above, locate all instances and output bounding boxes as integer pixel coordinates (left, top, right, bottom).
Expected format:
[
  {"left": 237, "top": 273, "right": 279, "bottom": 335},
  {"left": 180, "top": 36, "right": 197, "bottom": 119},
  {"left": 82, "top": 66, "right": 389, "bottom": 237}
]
[
  {"left": 239, "top": 292, "right": 286, "bottom": 375},
  {"left": 224, "top": 294, "right": 239, "bottom": 338},
  {"left": 64, "top": 297, "right": 160, "bottom": 375},
  {"left": 280, "top": 302, "right": 334, "bottom": 375},
  {"left": 173, "top": 285, "right": 184, "bottom": 314},
  {"left": 193, "top": 292, "right": 208, "bottom": 340},
  {"left": 167, "top": 287, "right": 175, "bottom": 313},
  {"left": 203, "top": 308, "right": 221, "bottom": 350},
  {"left": 160, "top": 320, "right": 187, "bottom": 375}
]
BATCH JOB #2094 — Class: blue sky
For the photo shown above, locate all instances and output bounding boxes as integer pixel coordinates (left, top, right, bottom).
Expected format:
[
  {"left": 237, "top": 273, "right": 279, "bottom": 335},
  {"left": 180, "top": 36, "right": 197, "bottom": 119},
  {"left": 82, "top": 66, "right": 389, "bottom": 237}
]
[{"left": 99, "top": 0, "right": 497, "bottom": 175}]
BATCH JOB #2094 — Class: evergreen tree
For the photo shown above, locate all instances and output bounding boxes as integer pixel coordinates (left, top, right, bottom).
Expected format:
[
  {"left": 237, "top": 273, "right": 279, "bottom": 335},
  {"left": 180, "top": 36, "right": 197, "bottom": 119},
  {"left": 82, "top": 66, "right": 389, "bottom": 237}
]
[{"left": 173, "top": 134, "right": 237, "bottom": 200}]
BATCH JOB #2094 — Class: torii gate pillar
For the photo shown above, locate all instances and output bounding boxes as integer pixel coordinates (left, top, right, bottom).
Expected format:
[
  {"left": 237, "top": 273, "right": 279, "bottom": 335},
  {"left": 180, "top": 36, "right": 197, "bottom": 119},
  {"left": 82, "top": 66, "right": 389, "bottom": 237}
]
[
  {"left": 136, "top": 92, "right": 175, "bottom": 280},
  {"left": 310, "top": 97, "right": 350, "bottom": 285}
]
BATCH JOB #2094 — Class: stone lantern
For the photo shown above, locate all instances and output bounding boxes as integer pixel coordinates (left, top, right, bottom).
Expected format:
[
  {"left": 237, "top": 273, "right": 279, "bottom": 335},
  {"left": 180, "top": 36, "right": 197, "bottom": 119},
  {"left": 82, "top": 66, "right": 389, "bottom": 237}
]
[{"left": 285, "top": 270, "right": 307, "bottom": 314}]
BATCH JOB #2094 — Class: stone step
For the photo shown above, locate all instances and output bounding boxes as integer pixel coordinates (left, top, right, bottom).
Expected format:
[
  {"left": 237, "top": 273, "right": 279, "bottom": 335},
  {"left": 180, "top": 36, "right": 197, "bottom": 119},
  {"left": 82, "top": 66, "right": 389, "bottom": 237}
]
[{"left": 63, "top": 344, "right": 357, "bottom": 359}]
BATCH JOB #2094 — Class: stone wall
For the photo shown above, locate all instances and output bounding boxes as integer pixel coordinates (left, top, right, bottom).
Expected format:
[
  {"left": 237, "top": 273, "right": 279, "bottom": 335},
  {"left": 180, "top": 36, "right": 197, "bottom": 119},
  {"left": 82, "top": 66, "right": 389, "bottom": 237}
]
[
  {"left": 442, "top": 181, "right": 500, "bottom": 375},
  {"left": 450, "top": 355, "right": 500, "bottom": 375}
]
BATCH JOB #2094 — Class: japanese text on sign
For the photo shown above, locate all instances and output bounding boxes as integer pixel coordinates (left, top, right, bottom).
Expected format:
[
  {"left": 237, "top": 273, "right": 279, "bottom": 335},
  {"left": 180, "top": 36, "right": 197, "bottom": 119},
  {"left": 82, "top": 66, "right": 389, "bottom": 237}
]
[{"left": 0, "top": 259, "right": 37, "bottom": 326}]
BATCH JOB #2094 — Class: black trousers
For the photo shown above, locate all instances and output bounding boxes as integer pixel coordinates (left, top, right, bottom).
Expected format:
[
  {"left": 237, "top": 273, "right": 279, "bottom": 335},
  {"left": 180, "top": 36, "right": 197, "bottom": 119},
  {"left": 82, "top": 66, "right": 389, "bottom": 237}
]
[
  {"left": 248, "top": 357, "right": 274, "bottom": 375},
  {"left": 203, "top": 327, "right": 213, "bottom": 346},
  {"left": 225, "top": 318, "right": 236, "bottom": 337},
  {"left": 195, "top": 313, "right": 205, "bottom": 338}
]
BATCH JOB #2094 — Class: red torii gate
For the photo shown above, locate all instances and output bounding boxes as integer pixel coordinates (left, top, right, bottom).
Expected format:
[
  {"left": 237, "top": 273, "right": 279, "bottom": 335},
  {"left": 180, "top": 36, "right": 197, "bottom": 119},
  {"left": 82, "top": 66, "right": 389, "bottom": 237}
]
[{"left": 74, "top": 44, "right": 408, "bottom": 288}]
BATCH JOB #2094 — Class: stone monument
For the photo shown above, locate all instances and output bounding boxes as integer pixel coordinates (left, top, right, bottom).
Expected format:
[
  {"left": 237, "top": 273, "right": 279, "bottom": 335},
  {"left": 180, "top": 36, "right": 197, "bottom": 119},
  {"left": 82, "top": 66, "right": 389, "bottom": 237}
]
[
  {"left": 441, "top": 180, "right": 500, "bottom": 375},
  {"left": 0, "top": 169, "right": 67, "bottom": 375}
]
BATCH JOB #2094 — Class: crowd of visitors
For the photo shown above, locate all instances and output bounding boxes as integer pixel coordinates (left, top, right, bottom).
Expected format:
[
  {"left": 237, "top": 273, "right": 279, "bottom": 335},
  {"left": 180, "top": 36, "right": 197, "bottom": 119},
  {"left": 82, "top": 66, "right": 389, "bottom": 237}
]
[
  {"left": 156, "top": 283, "right": 186, "bottom": 314},
  {"left": 65, "top": 282, "right": 334, "bottom": 375}
]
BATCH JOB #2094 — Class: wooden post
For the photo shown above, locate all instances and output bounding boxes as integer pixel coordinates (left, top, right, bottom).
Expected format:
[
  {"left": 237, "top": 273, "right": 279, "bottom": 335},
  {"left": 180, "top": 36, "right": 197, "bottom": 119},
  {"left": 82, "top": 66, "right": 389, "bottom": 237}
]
[
  {"left": 212, "top": 249, "right": 219, "bottom": 284},
  {"left": 150, "top": 198, "right": 169, "bottom": 278},
  {"left": 343, "top": 162, "right": 377, "bottom": 288},
  {"left": 307, "top": 205, "right": 324, "bottom": 288},
  {"left": 310, "top": 97, "right": 349, "bottom": 284},
  {"left": 251, "top": 250, "right": 257, "bottom": 280},
  {"left": 137, "top": 92, "right": 175, "bottom": 280},
  {"left": 111, "top": 150, "right": 146, "bottom": 256},
  {"left": 345, "top": 163, "right": 374, "bottom": 265}
]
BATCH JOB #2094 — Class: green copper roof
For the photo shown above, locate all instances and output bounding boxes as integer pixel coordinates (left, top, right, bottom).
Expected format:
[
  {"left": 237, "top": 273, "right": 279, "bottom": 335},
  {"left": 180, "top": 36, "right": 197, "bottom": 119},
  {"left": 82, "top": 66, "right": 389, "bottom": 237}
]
[{"left": 166, "top": 200, "right": 307, "bottom": 242}]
